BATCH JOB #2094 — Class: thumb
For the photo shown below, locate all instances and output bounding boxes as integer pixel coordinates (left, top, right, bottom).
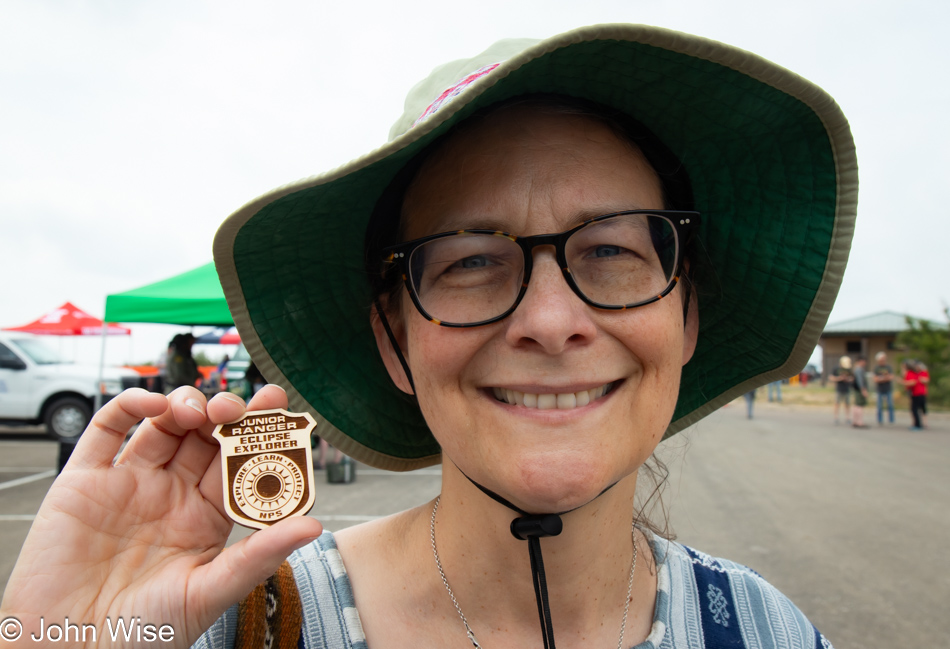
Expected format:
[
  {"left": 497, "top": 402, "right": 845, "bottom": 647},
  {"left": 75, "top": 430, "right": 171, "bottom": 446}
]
[{"left": 190, "top": 516, "right": 323, "bottom": 624}]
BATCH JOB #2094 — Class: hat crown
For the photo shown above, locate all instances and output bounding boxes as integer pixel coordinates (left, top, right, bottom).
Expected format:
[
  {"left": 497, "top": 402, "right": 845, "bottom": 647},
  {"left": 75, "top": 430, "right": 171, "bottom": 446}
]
[{"left": 388, "top": 38, "right": 539, "bottom": 141}]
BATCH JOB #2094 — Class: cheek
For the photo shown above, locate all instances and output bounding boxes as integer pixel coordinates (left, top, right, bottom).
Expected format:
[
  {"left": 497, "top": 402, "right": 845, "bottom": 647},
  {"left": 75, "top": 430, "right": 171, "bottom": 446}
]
[
  {"left": 617, "top": 300, "right": 684, "bottom": 370},
  {"left": 403, "top": 317, "right": 492, "bottom": 435},
  {"left": 616, "top": 306, "right": 685, "bottom": 426}
]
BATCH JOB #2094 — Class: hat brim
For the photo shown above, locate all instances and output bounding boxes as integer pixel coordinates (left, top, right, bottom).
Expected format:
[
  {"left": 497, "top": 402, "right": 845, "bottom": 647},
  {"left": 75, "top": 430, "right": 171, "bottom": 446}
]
[{"left": 214, "top": 24, "right": 857, "bottom": 470}]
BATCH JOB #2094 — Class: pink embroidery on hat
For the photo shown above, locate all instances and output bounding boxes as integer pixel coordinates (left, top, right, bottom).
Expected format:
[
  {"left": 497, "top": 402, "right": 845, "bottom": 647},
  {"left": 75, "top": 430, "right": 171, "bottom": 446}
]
[{"left": 413, "top": 63, "right": 500, "bottom": 127}]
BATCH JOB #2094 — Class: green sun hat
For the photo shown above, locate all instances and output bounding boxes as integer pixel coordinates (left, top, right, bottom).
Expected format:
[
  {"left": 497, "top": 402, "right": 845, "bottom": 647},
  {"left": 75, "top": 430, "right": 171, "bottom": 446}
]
[{"left": 213, "top": 24, "right": 857, "bottom": 471}]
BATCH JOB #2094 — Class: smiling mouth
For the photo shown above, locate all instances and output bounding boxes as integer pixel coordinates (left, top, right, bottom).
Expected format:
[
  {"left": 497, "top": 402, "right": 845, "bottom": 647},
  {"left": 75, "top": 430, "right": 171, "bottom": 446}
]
[{"left": 491, "top": 382, "right": 617, "bottom": 410}]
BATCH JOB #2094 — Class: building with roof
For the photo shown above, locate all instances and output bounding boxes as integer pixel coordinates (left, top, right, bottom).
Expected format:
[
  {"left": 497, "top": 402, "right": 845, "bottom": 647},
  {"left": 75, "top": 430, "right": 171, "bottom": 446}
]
[{"left": 819, "top": 310, "right": 942, "bottom": 377}]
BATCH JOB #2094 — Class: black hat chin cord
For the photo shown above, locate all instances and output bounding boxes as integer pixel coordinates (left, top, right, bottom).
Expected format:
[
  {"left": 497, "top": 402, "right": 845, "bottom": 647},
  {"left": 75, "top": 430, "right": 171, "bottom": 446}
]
[{"left": 460, "top": 467, "right": 617, "bottom": 649}]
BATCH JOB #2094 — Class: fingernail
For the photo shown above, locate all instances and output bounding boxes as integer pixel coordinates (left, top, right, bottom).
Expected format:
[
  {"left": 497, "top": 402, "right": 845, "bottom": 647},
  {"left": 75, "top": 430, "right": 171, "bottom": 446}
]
[
  {"left": 185, "top": 398, "right": 205, "bottom": 414},
  {"left": 269, "top": 383, "right": 286, "bottom": 393},
  {"left": 218, "top": 393, "right": 245, "bottom": 405}
]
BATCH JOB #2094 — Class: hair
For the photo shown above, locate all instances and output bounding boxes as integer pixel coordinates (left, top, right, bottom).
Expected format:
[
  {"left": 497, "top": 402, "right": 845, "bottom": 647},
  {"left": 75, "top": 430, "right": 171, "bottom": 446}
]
[{"left": 363, "top": 94, "right": 697, "bottom": 540}]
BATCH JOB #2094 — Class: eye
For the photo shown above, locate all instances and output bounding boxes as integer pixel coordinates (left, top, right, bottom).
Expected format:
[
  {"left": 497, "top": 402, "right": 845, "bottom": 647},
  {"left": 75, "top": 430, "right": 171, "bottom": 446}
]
[
  {"left": 593, "top": 245, "right": 623, "bottom": 258},
  {"left": 459, "top": 255, "right": 490, "bottom": 269}
]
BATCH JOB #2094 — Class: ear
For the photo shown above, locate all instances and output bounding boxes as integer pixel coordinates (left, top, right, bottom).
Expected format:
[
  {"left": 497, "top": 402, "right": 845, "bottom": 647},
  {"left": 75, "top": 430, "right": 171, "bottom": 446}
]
[
  {"left": 681, "top": 284, "right": 699, "bottom": 366},
  {"left": 370, "top": 299, "right": 414, "bottom": 395}
]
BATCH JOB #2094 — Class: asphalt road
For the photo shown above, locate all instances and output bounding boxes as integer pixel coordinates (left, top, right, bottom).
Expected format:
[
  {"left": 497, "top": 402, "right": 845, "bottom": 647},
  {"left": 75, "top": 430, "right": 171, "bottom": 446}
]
[{"left": 1, "top": 402, "right": 947, "bottom": 648}]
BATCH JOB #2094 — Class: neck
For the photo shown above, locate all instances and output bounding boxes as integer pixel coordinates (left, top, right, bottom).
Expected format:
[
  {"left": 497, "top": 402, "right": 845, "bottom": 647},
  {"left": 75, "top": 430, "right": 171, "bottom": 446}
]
[{"left": 431, "top": 460, "right": 652, "bottom": 646}]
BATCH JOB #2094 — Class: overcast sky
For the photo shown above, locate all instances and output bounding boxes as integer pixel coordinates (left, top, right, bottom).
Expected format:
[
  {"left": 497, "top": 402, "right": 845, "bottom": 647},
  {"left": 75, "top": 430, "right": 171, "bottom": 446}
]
[{"left": 2, "top": 0, "right": 947, "bottom": 366}]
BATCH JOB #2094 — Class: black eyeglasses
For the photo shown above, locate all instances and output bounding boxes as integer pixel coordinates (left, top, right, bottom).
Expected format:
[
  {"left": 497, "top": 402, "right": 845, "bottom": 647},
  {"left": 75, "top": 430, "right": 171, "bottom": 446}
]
[{"left": 382, "top": 210, "right": 699, "bottom": 328}]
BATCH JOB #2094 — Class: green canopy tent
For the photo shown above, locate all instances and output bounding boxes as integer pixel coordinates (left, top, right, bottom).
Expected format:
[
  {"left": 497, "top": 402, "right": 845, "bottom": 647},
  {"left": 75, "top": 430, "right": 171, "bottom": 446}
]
[
  {"left": 95, "top": 263, "right": 233, "bottom": 408},
  {"left": 104, "top": 262, "right": 233, "bottom": 326}
]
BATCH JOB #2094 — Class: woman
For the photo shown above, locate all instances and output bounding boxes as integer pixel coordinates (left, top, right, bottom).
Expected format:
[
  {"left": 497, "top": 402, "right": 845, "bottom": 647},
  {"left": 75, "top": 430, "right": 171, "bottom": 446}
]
[
  {"left": 904, "top": 360, "right": 929, "bottom": 430},
  {"left": 1, "top": 25, "right": 856, "bottom": 648}
]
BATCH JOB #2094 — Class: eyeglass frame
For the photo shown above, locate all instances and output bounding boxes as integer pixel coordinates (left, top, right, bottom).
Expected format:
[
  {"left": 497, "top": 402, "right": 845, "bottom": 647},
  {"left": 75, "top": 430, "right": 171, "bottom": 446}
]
[{"left": 380, "top": 209, "right": 701, "bottom": 328}]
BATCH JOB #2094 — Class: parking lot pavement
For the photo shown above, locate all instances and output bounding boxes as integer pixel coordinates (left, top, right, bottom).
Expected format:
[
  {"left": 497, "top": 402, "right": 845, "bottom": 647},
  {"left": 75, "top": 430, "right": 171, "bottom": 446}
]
[
  {"left": 0, "top": 433, "right": 60, "bottom": 592},
  {"left": 1, "top": 404, "right": 947, "bottom": 647}
]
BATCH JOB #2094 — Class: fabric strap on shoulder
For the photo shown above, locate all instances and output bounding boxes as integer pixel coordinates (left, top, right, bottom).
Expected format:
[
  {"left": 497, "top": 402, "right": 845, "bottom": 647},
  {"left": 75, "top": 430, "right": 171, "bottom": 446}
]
[{"left": 235, "top": 560, "right": 303, "bottom": 649}]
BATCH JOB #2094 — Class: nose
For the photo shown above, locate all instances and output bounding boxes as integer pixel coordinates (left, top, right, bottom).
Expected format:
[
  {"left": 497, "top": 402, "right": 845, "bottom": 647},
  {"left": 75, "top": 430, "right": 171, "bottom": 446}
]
[{"left": 504, "top": 246, "right": 597, "bottom": 353}]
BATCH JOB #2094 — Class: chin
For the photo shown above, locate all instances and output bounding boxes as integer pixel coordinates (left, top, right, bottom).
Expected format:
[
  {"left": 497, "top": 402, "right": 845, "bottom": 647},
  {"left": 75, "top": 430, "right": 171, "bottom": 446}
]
[{"left": 508, "top": 452, "right": 625, "bottom": 514}]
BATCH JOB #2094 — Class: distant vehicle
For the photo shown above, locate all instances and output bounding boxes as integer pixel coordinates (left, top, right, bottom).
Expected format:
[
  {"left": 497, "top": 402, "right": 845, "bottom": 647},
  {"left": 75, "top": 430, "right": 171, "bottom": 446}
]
[
  {"left": 0, "top": 332, "right": 140, "bottom": 439},
  {"left": 225, "top": 343, "right": 251, "bottom": 388},
  {"left": 800, "top": 363, "right": 820, "bottom": 382}
]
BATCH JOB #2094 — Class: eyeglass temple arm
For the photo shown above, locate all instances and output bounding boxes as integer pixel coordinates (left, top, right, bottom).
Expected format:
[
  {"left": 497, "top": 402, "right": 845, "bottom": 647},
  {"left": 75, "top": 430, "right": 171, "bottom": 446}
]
[{"left": 373, "top": 296, "right": 417, "bottom": 396}]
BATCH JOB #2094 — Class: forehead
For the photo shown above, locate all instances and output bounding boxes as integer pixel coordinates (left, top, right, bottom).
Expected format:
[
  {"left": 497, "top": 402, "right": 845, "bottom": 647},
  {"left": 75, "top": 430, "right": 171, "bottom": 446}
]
[{"left": 401, "top": 105, "right": 664, "bottom": 238}]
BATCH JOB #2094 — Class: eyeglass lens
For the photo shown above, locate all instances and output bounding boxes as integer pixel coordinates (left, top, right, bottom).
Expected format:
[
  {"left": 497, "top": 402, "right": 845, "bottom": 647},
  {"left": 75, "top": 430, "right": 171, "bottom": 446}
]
[{"left": 408, "top": 213, "right": 678, "bottom": 325}]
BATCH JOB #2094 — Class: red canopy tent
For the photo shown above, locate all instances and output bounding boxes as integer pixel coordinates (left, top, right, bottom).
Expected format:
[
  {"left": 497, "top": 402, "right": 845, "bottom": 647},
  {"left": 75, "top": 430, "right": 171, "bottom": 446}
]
[{"left": 3, "top": 302, "right": 131, "bottom": 336}]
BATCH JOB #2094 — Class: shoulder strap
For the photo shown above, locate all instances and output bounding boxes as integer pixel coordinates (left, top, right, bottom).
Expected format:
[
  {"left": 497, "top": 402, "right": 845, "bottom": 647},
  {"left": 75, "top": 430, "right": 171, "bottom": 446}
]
[{"left": 235, "top": 560, "right": 303, "bottom": 649}]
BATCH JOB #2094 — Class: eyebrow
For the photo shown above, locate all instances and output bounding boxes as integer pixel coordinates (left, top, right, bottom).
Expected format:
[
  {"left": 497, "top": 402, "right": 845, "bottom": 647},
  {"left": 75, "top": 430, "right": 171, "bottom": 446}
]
[{"left": 430, "top": 205, "right": 653, "bottom": 235}]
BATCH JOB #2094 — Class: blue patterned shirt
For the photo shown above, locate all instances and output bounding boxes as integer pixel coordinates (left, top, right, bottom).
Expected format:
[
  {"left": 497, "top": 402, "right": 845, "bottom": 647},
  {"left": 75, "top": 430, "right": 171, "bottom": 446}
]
[{"left": 194, "top": 531, "right": 832, "bottom": 649}]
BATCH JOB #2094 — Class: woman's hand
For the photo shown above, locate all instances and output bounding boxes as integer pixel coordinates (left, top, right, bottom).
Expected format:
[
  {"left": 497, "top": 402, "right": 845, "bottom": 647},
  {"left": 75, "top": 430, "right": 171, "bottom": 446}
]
[{"left": 0, "top": 386, "right": 323, "bottom": 648}]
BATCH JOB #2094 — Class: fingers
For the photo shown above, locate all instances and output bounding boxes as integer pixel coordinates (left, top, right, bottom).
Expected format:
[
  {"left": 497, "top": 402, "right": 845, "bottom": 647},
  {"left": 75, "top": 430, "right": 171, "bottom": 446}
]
[
  {"left": 245, "top": 383, "right": 290, "bottom": 412},
  {"left": 70, "top": 389, "right": 169, "bottom": 470},
  {"left": 114, "top": 387, "right": 219, "bottom": 469},
  {"left": 113, "top": 384, "right": 292, "bottom": 492},
  {"left": 159, "top": 391, "right": 246, "bottom": 483},
  {"left": 190, "top": 384, "right": 290, "bottom": 512},
  {"left": 190, "top": 515, "right": 323, "bottom": 621},
  {"left": 176, "top": 384, "right": 288, "bottom": 486},
  {"left": 197, "top": 448, "right": 228, "bottom": 518}
]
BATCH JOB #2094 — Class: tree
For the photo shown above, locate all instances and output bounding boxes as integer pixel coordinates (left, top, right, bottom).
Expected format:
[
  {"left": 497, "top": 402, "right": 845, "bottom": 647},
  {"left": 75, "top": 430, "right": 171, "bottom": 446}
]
[
  {"left": 193, "top": 350, "right": 216, "bottom": 367},
  {"left": 896, "top": 310, "right": 950, "bottom": 407}
]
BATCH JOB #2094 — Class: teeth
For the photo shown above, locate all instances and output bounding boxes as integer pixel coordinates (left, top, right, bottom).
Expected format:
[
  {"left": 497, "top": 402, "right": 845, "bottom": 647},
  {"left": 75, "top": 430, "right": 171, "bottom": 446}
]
[
  {"left": 537, "top": 394, "right": 557, "bottom": 410},
  {"left": 492, "top": 383, "right": 614, "bottom": 409},
  {"left": 556, "top": 393, "right": 576, "bottom": 409}
]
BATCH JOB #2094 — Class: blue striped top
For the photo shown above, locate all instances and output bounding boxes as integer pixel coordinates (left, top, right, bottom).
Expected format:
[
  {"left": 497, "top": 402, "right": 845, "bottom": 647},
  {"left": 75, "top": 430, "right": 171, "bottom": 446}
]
[{"left": 193, "top": 531, "right": 833, "bottom": 649}]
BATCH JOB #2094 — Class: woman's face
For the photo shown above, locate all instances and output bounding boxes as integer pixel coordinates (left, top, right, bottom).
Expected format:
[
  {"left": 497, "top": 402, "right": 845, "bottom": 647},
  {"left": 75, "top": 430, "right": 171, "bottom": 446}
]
[{"left": 375, "top": 106, "right": 698, "bottom": 512}]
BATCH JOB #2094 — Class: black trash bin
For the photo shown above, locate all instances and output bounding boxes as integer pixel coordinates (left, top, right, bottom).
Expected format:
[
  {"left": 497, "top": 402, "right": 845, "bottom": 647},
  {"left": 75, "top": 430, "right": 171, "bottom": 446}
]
[
  {"left": 57, "top": 438, "right": 78, "bottom": 473},
  {"left": 326, "top": 457, "right": 356, "bottom": 484}
]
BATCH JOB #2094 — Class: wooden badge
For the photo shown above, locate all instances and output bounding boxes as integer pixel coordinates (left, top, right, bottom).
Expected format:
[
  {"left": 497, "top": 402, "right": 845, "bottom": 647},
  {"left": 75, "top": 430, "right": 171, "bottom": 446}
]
[{"left": 213, "top": 408, "right": 317, "bottom": 530}]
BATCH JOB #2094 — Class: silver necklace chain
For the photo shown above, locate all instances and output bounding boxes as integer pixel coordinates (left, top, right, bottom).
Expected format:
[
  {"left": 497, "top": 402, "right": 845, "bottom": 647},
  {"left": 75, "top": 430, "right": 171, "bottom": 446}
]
[{"left": 430, "top": 496, "right": 639, "bottom": 649}]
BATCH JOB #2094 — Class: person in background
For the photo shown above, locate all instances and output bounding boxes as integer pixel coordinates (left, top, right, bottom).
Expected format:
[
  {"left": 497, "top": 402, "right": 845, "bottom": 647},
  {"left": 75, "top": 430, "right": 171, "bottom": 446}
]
[
  {"left": 767, "top": 379, "right": 783, "bottom": 402},
  {"left": 312, "top": 434, "right": 344, "bottom": 470},
  {"left": 243, "top": 361, "right": 266, "bottom": 397},
  {"left": 830, "top": 355, "right": 854, "bottom": 425},
  {"left": 210, "top": 353, "right": 231, "bottom": 391},
  {"left": 744, "top": 388, "right": 757, "bottom": 419},
  {"left": 903, "top": 360, "right": 923, "bottom": 430},
  {"left": 915, "top": 361, "right": 930, "bottom": 430},
  {"left": 851, "top": 356, "right": 869, "bottom": 429},
  {"left": 163, "top": 333, "right": 201, "bottom": 394},
  {"left": 873, "top": 351, "right": 895, "bottom": 425}
]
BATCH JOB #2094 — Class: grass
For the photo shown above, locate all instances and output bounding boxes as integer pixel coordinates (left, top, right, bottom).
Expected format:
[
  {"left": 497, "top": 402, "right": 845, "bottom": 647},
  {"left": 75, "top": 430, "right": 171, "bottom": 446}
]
[{"left": 747, "top": 382, "right": 945, "bottom": 412}]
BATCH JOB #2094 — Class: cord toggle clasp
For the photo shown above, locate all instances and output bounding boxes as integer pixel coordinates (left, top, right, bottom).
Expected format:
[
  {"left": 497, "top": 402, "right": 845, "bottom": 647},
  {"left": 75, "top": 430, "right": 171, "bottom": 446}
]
[{"left": 510, "top": 514, "right": 563, "bottom": 540}]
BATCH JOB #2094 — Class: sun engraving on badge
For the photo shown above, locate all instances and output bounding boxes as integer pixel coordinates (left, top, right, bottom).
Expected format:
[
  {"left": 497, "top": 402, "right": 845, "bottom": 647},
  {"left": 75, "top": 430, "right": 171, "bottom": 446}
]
[
  {"left": 233, "top": 454, "right": 305, "bottom": 519},
  {"left": 213, "top": 408, "right": 317, "bottom": 530}
]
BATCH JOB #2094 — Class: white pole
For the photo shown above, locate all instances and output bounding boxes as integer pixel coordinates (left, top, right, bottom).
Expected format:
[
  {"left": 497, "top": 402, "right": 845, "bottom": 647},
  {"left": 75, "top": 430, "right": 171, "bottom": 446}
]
[{"left": 94, "top": 314, "right": 109, "bottom": 412}]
